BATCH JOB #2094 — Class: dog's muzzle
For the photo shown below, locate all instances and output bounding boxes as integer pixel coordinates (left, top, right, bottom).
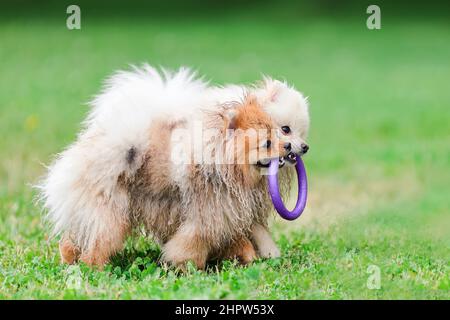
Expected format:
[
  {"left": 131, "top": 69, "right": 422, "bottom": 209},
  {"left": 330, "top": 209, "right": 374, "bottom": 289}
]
[{"left": 256, "top": 152, "right": 297, "bottom": 169}]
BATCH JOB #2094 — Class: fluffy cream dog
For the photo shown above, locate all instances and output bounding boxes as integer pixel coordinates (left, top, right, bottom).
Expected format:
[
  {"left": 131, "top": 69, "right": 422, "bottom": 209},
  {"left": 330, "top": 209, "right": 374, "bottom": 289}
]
[{"left": 38, "top": 65, "right": 310, "bottom": 269}]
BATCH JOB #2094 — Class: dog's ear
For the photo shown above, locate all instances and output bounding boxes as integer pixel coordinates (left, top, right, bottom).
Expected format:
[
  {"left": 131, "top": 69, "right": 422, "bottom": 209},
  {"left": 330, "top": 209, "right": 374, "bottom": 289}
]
[
  {"left": 261, "top": 77, "right": 284, "bottom": 103},
  {"left": 267, "top": 80, "right": 283, "bottom": 103},
  {"left": 222, "top": 108, "right": 238, "bottom": 131}
]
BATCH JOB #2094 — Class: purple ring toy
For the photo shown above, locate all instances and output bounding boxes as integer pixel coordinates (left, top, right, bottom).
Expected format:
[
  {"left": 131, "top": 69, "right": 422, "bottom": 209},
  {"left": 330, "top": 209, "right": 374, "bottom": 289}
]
[{"left": 268, "top": 154, "right": 308, "bottom": 220}]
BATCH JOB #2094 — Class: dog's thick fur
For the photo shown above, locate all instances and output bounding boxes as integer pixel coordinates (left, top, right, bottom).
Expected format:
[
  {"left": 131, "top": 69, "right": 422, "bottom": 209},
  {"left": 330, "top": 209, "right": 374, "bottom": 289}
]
[{"left": 38, "top": 65, "right": 310, "bottom": 269}]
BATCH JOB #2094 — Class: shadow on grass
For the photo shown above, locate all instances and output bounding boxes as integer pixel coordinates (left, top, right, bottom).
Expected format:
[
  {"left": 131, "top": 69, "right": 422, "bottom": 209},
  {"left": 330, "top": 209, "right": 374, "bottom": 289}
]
[
  {"left": 104, "top": 233, "right": 284, "bottom": 278},
  {"left": 109, "top": 244, "right": 161, "bottom": 271},
  {"left": 97, "top": 228, "right": 317, "bottom": 280},
  {"left": 108, "top": 242, "right": 252, "bottom": 277}
]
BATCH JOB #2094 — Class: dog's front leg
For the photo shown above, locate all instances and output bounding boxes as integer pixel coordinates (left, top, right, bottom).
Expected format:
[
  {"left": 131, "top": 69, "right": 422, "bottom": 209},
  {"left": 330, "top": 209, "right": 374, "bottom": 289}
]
[
  {"left": 251, "top": 223, "right": 281, "bottom": 258},
  {"left": 221, "top": 236, "right": 257, "bottom": 265},
  {"left": 161, "top": 223, "right": 209, "bottom": 270}
]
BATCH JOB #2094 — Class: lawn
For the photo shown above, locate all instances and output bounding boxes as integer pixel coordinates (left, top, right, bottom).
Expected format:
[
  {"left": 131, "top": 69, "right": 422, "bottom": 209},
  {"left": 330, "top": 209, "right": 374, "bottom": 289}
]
[{"left": 0, "top": 1, "right": 449, "bottom": 299}]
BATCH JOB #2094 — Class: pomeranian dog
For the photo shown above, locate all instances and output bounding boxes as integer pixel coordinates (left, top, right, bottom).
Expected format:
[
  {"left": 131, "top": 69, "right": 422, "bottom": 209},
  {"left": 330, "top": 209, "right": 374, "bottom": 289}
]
[{"left": 38, "top": 65, "right": 310, "bottom": 269}]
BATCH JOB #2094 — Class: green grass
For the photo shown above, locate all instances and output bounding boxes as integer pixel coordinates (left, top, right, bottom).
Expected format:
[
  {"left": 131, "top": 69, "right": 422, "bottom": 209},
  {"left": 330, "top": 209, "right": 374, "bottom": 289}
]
[{"left": 0, "top": 3, "right": 449, "bottom": 299}]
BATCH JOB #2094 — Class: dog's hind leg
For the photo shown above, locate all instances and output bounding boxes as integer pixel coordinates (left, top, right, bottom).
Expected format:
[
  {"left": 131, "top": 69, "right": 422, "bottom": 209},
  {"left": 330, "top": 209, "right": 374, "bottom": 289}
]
[
  {"left": 77, "top": 207, "right": 131, "bottom": 269},
  {"left": 59, "top": 234, "right": 81, "bottom": 264}
]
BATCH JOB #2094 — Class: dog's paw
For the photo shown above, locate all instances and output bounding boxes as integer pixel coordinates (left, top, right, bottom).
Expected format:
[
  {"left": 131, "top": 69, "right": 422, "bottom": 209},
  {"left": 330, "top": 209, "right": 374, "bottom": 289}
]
[
  {"left": 161, "top": 238, "right": 207, "bottom": 270},
  {"left": 59, "top": 238, "right": 81, "bottom": 264},
  {"left": 239, "top": 243, "right": 258, "bottom": 265},
  {"left": 257, "top": 243, "right": 281, "bottom": 259},
  {"left": 229, "top": 237, "right": 257, "bottom": 265}
]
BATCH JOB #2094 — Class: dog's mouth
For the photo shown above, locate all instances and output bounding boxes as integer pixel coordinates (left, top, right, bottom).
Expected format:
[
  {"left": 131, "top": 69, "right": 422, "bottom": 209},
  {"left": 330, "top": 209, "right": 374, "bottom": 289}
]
[{"left": 256, "top": 152, "right": 297, "bottom": 168}]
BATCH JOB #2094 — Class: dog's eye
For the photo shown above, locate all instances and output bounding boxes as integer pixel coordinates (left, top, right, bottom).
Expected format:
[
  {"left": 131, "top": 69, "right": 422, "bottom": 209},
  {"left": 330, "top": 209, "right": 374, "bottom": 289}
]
[
  {"left": 265, "top": 140, "right": 272, "bottom": 148},
  {"left": 281, "top": 126, "right": 291, "bottom": 134}
]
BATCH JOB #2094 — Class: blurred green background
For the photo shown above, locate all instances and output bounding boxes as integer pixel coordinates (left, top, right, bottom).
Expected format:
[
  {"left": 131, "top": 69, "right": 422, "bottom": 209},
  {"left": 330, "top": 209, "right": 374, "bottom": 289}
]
[{"left": 0, "top": 0, "right": 449, "bottom": 299}]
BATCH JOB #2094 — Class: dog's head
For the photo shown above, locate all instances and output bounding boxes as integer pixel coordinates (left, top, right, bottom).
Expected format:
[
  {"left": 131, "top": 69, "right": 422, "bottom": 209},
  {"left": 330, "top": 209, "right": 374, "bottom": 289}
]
[
  {"left": 180, "top": 80, "right": 310, "bottom": 185},
  {"left": 219, "top": 96, "right": 288, "bottom": 169},
  {"left": 254, "top": 78, "right": 310, "bottom": 161}
]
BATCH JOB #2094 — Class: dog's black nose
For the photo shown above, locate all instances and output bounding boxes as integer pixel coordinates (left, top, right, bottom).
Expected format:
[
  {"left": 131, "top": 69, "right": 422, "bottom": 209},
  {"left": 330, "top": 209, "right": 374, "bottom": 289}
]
[
  {"left": 284, "top": 142, "right": 292, "bottom": 151},
  {"left": 301, "top": 143, "right": 309, "bottom": 154}
]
